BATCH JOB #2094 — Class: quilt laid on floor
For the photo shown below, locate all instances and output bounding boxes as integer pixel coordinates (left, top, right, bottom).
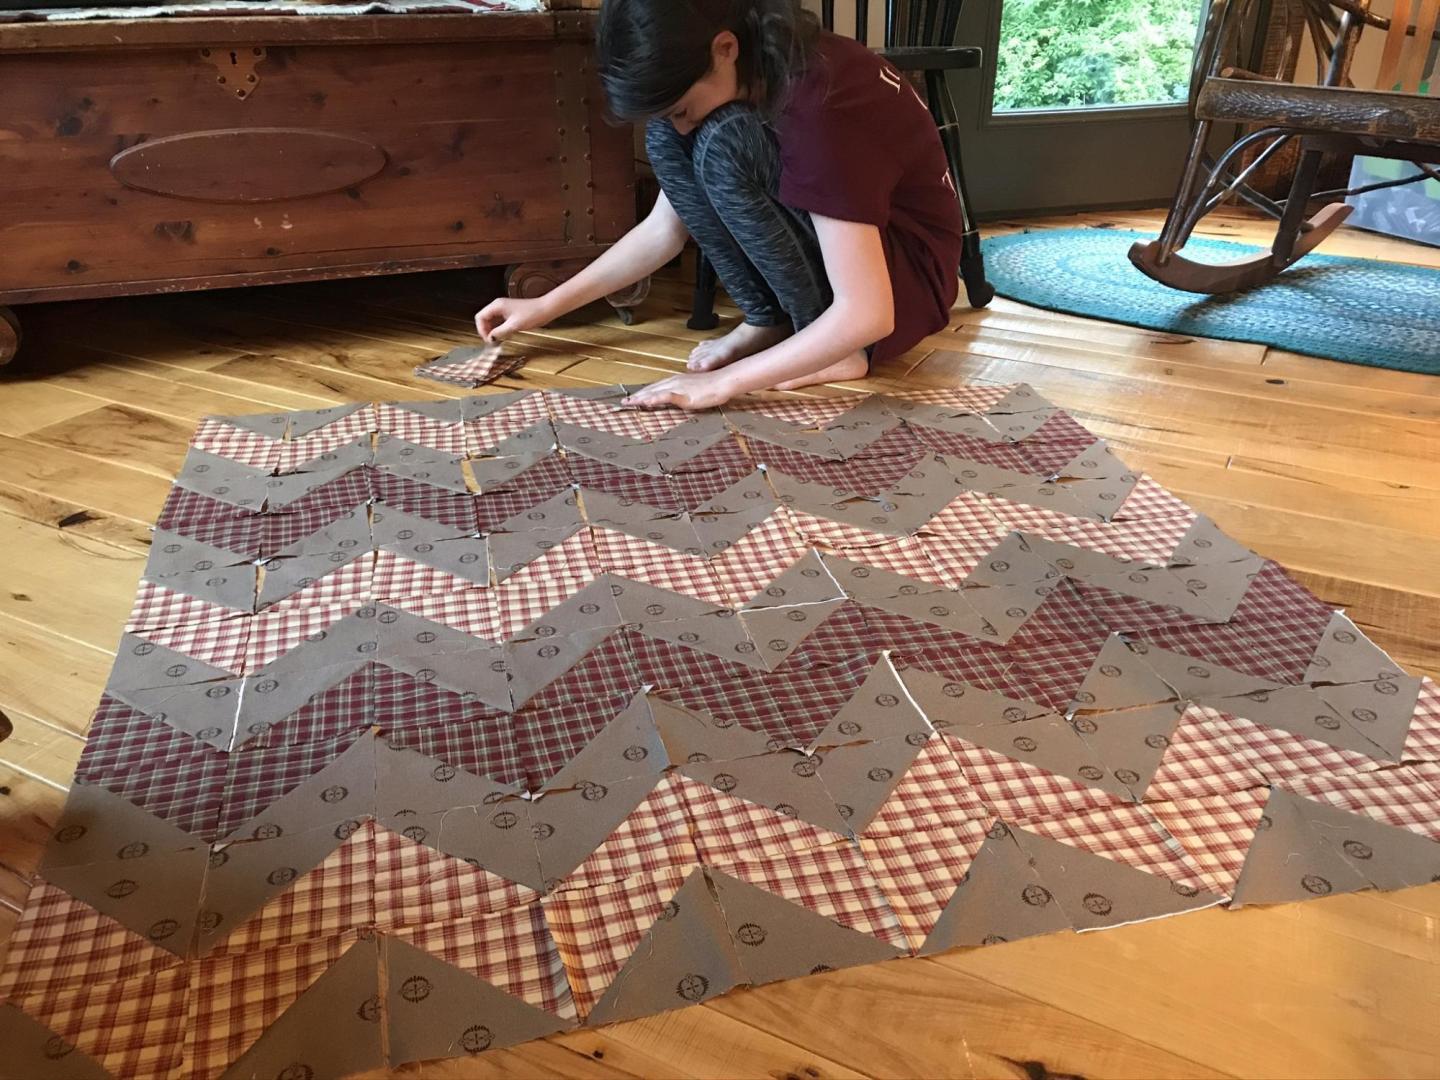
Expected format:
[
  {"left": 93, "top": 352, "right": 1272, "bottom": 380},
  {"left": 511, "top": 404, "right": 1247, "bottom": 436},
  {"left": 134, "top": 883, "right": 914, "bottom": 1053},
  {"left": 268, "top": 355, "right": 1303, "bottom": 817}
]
[{"left": 2, "top": 383, "right": 1437, "bottom": 1079}]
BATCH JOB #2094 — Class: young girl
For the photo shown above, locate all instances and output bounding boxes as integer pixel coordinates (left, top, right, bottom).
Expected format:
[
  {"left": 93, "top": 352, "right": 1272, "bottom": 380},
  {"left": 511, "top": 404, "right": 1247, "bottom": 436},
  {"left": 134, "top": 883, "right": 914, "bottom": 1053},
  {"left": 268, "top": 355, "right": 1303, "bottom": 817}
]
[{"left": 474, "top": 0, "right": 964, "bottom": 410}]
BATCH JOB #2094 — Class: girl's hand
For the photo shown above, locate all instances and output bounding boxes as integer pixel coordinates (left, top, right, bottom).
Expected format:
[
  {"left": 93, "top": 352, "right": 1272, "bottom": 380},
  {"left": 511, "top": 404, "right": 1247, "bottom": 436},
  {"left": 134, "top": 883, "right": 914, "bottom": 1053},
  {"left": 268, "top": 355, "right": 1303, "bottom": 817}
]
[
  {"left": 474, "top": 296, "right": 554, "bottom": 342},
  {"left": 622, "top": 371, "right": 735, "bottom": 411}
]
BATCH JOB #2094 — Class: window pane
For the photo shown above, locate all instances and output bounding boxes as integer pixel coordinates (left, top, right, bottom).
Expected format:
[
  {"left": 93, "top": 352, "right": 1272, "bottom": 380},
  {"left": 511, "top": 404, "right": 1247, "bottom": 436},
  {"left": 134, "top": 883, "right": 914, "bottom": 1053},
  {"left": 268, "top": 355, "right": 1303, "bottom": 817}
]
[{"left": 994, "top": 0, "right": 1201, "bottom": 112}]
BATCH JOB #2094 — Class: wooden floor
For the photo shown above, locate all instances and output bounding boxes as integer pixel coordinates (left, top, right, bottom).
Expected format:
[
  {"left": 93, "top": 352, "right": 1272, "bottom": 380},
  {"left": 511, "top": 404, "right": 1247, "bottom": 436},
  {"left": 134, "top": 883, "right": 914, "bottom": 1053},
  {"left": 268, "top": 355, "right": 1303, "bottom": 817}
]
[{"left": 1, "top": 207, "right": 1437, "bottom": 1079}]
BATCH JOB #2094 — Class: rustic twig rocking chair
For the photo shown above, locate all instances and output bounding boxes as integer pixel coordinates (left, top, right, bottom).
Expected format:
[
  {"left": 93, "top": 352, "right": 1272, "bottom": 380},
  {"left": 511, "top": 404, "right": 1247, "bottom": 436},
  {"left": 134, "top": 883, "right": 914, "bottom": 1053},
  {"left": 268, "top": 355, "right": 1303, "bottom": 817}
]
[
  {"left": 1131, "top": 0, "right": 1440, "bottom": 294},
  {"left": 688, "top": 0, "right": 993, "bottom": 329}
]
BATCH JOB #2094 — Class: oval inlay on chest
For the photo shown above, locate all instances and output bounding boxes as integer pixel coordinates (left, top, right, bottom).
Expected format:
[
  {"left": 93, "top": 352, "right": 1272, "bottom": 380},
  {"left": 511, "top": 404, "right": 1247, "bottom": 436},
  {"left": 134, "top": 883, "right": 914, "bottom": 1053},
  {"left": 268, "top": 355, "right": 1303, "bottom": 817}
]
[{"left": 110, "top": 128, "right": 389, "bottom": 203}]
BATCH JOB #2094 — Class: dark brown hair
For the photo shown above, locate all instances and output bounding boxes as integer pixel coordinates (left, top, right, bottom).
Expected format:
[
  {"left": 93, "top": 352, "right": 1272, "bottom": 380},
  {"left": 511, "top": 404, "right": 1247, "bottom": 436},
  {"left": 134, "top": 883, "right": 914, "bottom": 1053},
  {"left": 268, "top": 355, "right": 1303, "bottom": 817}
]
[{"left": 597, "top": 0, "right": 820, "bottom": 122}]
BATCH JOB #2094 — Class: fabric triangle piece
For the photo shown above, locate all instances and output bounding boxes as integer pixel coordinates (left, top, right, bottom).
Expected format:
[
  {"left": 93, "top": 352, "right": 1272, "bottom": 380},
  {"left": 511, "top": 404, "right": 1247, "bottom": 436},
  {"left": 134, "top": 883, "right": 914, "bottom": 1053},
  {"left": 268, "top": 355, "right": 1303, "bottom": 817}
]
[
  {"left": 384, "top": 935, "right": 568, "bottom": 1066},
  {"left": 585, "top": 868, "right": 744, "bottom": 1027},
  {"left": 707, "top": 867, "right": 902, "bottom": 986},
  {"left": 0, "top": 1003, "right": 110, "bottom": 1080},
  {"left": 219, "top": 936, "right": 383, "bottom": 1080},
  {"left": 1010, "top": 825, "right": 1221, "bottom": 930},
  {"left": 920, "top": 825, "right": 1072, "bottom": 953}
]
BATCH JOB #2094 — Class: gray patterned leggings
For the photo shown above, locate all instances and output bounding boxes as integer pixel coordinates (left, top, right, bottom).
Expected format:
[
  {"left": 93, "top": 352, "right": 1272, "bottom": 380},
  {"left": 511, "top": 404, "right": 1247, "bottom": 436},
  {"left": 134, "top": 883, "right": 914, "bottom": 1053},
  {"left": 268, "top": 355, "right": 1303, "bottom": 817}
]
[{"left": 646, "top": 103, "right": 833, "bottom": 330}]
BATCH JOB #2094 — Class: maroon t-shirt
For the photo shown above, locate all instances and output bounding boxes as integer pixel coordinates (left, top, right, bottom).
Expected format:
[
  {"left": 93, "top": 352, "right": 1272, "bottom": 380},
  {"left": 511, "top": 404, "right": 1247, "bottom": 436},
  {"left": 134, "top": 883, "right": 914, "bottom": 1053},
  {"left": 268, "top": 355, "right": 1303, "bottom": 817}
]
[{"left": 777, "top": 32, "right": 963, "bottom": 364}]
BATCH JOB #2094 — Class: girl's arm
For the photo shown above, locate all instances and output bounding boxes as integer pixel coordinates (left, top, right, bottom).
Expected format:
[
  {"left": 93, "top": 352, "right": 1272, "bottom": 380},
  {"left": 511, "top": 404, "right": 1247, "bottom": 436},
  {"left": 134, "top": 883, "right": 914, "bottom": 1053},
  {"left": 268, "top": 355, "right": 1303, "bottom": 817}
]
[
  {"left": 622, "top": 215, "right": 893, "bottom": 409},
  {"left": 476, "top": 193, "right": 691, "bottom": 341}
]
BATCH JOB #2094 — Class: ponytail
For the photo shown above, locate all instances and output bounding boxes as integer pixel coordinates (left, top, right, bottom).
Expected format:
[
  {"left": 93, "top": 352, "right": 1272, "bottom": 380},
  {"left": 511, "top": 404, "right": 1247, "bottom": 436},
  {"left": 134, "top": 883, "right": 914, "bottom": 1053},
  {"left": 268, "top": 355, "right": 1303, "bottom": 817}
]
[{"left": 598, "top": 0, "right": 820, "bottom": 122}]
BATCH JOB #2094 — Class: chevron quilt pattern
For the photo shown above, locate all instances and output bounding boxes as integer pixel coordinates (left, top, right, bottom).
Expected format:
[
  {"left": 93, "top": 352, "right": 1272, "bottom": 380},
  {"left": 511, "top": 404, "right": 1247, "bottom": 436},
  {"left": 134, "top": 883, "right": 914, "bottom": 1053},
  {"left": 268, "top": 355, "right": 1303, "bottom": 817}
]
[{"left": 2, "top": 383, "right": 1438, "bottom": 1078}]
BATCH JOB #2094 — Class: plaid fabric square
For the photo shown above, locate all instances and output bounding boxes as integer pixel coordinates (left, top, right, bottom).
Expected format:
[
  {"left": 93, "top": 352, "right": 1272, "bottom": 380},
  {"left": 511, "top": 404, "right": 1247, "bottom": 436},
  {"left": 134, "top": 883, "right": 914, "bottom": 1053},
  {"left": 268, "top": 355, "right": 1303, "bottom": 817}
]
[
  {"left": 388, "top": 588, "right": 496, "bottom": 639},
  {"left": 1018, "top": 436, "right": 1096, "bottom": 477},
  {"left": 546, "top": 392, "right": 685, "bottom": 441},
  {"left": 263, "top": 472, "right": 374, "bottom": 535},
  {"left": 1006, "top": 581, "right": 1111, "bottom": 645},
  {"left": 522, "top": 635, "right": 643, "bottom": 713},
  {"left": 709, "top": 513, "right": 810, "bottom": 605},
  {"left": 542, "top": 865, "right": 691, "bottom": 1020},
  {"left": 1131, "top": 621, "right": 1298, "bottom": 685},
  {"left": 1230, "top": 561, "right": 1335, "bottom": 630},
  {"left": 783, "top": 605, "right": 885, "bottom": 668},
  {"left": 912, "top": 428, "right": 1045, "bottom": 473},
  {"left": 752, "top": 429, "right": 926, "bottom": 495},
  {"left": 1288, "top": 767, "right": 1440, "bottom": 840},
  {"left": 515, "top": 692, "right": 637, "bottom": 789},
  {"left": 714, "top": 841, "right": 909, "bottom": 951},
  {"left": 371, "top": 551, "right": 477, "bottom": 601},
  {"left": 1112, "top": 476, "right": 1195, "bottom": 523},
  {"left": 947, "top": 737, "right": 1126, "bottom": 821},
  {"left": 569, "top": 457, "right": 681, "bottom": 511},
  {"left": 1022, "top": 410, "right": 1095, "bottom": 445},
  {"left": 274, "top": 409, "right": 377, "bottom": 471},
  {"left": 832, "top": 535, "right": 957, "bottom": 589},
  {"left": 679, "top": 774, "right": 842, "bottom": 864},
  {"left": 562, "top": 774, "right": 699, "bottom": 890},
  {"left": 858, "top": 820, "right": 991, "bottom": 951},
  {"left": 373, "top": 472, "right": 478, "bottom": 532},
  {"left": 1072, "top": 582, "right": 1215, "bottom": 634},
  {"left": 1204, "top": 707, "right": 1384, "bottom": 784},
  {"left": 128, "top": 580, "right": 250, "bottom": 632},
  {"left": 384, "top": 715, "right": 525, "bottom": 791},
  {"left": 669, "top": 661, "right": 869, "bottom": 749},
  {"left": 219, "top": 731, "right": 366, "bottom": 837},
  {"left": 186, "top": 933, "right": 354, "bottom": 1079},
  {"left": 376, "top": 403, "right": 467, "bottom": 455},
  {"left": 727, "top": 399, "right": 832, "bottom": 426},
  {"left": 157, "top": 489, "right": 263, "bottom": 555},
  {"left": 250, "top": 664, "right": 374, "bottom": 749},
  {"left": 192, "top": 418, "right": 282, "bottom": 469},
  {"left": 1146, "top": 788, "right": 1270, "bottom": 897},
  {"left": 863, "top": 735, "right": 992, "bottom": 836},
  {"left": 986, "top": 500, "right": 1190, "bottom": 563},
  {"left": 870, "top": 618, "right": 1030, "bottom": 697},
  {"left": 142, "top": 614, "right": 253, "bottom": 674},
  {"left": 593, "top": 531, "right": 727, "bottom": 605},
  {"left": 262, "top": 555, "right": 375, "bottom": 614},
  {"left": 75, "top": 730, "right": 227, "bottom": 840},
  {"left": 394, "top": 903, "right": 576, "bottom": 1020},
  {"left": 243, "top": 602, "right": 359, "bottom": 673},
  {"left": 788, "top": 509, "right": 903, "bottom": 551},
  {"left": 209, "top": 824, "right": 377, "bottom": 956},
  {"left": 374, "top": 826, "right": 537, "bottom": 927},
  {"left": 1020, "top": 803, "right": 1221, "bottom": 895},
  {"left": 19, "top": 963, "right": 190, "bottom": 1080},
  {"left": 493, "top": 565, "right": 601, "bottom": 644},
  {"left": 1145, "top": 705, "right": 1268, "bottom": 802},
  {"left": 0, "top": 882, "right": 181, "bottom": 999},
  {"left": 466, "top": 395, "right": 552, "bottom": 453},
  {"left": 918, "top": 493, "right": 1009, "bottom": 580}
]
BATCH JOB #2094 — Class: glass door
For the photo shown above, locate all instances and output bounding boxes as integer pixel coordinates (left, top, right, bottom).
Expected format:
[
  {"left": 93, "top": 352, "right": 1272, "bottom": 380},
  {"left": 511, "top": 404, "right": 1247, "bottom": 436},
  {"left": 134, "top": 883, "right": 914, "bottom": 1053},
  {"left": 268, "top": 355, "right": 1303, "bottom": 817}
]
[{"left": 956, "top": 0, "right": 1208, "bottom": 214}]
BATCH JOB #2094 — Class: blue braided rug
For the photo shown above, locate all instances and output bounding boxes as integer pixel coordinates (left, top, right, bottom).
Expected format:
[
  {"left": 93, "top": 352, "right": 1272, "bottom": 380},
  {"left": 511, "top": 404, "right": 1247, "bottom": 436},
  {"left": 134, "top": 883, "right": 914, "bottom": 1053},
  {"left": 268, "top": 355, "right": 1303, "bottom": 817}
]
[{"left": 982, "top": 228, "right": 1440, "bottom": 376}]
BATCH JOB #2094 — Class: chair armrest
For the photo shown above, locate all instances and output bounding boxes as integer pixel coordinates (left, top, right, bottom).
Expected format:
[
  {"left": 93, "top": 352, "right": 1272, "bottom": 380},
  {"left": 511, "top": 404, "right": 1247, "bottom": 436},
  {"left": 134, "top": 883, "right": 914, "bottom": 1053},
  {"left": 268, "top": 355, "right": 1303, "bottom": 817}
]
[{"left": 880, "top": 45, "right": 983, "bottom": 72}]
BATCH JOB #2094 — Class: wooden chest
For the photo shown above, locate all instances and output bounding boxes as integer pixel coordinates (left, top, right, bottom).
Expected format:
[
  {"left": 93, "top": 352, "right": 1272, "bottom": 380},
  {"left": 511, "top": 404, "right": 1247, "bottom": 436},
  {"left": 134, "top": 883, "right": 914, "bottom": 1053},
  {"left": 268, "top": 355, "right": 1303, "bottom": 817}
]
[{"left": 0, "top": 9, "right": 636, "bottom": 360}]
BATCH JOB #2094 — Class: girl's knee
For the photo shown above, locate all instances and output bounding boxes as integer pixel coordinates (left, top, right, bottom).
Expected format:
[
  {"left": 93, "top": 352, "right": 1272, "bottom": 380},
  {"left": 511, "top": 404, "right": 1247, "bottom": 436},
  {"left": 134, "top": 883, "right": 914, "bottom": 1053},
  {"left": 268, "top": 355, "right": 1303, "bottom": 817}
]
[{"left": 693, "top": 104, "right": 776, "bottom": 193}]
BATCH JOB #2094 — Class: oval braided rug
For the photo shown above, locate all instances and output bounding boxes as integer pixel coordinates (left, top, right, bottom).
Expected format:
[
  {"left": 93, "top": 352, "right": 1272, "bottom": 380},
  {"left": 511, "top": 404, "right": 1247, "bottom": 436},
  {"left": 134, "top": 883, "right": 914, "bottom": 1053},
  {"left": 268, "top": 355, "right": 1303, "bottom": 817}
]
[{"left": 982, "top": 227, "right": 1440, "bottom": 375}]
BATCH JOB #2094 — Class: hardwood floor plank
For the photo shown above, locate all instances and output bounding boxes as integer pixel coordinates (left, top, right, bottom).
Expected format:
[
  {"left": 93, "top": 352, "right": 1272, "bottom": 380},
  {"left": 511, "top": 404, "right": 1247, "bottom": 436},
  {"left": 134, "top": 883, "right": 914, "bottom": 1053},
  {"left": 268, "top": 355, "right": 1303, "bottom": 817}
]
[
  {"left": 0, "top": 612, "right": 110, "bottom": 739},
  {"left": 30, "top": 404, "right": 194, "bottom": 480},
  {"left": 0, "top": 763, "right": 64, "bottom": 912},
  {"left": 0, "top": 380, "right": 101, "bottom": 438},
  {"left": 0, "top": 709, "right": 84, "bottom": 790}
]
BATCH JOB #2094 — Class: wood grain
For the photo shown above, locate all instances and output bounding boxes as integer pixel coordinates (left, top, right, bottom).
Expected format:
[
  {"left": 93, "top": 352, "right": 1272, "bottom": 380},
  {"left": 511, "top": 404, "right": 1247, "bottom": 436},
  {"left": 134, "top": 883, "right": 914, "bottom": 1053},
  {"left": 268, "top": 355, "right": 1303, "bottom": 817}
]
[{"left": 0, "top": 207, "right": 1435, "bottom": 1078}]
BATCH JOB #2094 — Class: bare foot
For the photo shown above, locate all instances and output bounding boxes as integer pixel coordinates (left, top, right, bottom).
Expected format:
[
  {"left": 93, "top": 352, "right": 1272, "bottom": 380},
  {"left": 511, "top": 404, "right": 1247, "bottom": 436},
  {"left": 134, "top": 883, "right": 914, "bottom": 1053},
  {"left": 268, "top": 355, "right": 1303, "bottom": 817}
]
[
  {"left": 773, "top": 350, "right": 870, "bottom": 391},
  {"left": 688, "top": 322, "right": 791, "bottom": 372}
]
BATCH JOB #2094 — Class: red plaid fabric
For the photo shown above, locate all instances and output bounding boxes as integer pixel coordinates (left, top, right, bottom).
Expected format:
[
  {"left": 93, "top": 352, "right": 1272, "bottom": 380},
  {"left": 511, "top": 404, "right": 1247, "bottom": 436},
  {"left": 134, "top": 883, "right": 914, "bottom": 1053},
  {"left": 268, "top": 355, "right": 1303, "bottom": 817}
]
[
  {"left": 186, "top": 932, "right": 356, "bottom": 1079},
  {"left": 1289, "top": 767, "right": 1440, "bottom": 840},
  {"left": 561, "top": 774, "right": 699, "bottom": 890},
  {"left": 373, "top": 472, "right": 478, "bottom": 532},
  {"left": 592, "top": 530, "right": 728, "bottom": 605},
  {"left": 371, "top": 551, "right": 478, "bottom": 602},
  {"left": 376, "top": 403, "right": 467, "bottom": 455},
  {"left": 709, "top": 512, "right": 809, "bottom": 605},
  {"left": 1021, "top": 803, "right": 1221, "bottom": 895},
  {"left": 191, "top": 417, "right": 281, "bottom": 469},
  {"left": 374, "top": 826, "right": 537, "bottom": 927},
  {"left": 832, "top": 536, "right": 958, "bottom": 589},
  {"left": 985, "top": 500, "right": 1191, "bottom": 563},
  {"left": 918, "top": 492, "right": 1009, "bottom": 579},
  {"left": 569, "top": 457, "right": 680, "bottom": 510},
  {"left": 393, "top": 903, "right": 576, "bottom": 1020},
  {"left": 1018, "top": 436, "right": 1095, "bottom": 477},
  {"left": 751, "top": 428, "right": 927, "bottom": 495},
  {"left": 946, "top": 737, "right": 1126, "bottom": 821},
  {"left": 901, "top": 385, "right": 1012, "bottom": 410},
  {"left": 715, "top": 841, "right": 909, "bottom": 951},
  {"left": 1022, "top": 410, "right": 1095, "bottom": 445},
  {"left": 1230, "top": 561, "right": 1335, "bottom": 630},
  {"left": 802, "top": 395, "right": 874, "bottom": 425},
  {"left": 1072, "top": 582, "right": 1210, "bottom": 633},
  {"left": 389, "top": 588, "right": 496, "bottom": 639},
  {"left": 243, "top": 602, "right": 359, "bottom": 672},
  {"left": 543, "top": 865, "right": 691, "bottom": 1020},
  {"left": 1112, "top": 476, "right": 1195, "bottom": 523},
  {"left": 679, "top": 774, "right": 843, "bottom": 863},
  {"left": 859, "top": 820, "right": 990, "bottom": 951},
  {"left": 1147, "top": 788, "right": 1269, "bottom": 898},
  {"left": 139, "top": 614, "right": 252, "bottom": 675},
  {"left": 727, "top": 399, "right": 834, "bottom": 426},
  {"left": 912, "top": 428, "right": 1044, "bottom": 473},
  {"left": 18, "top": 962, "right": 190, "bottom": 1080},
  {"left": 1145, "top": 704, "right": 1268, "bottom": 803},
  {"left": 1206, "top": 707, "right": 1384, "bottom": 785},
  {"left": 76, "top": 714, "right": 228, "bottom": 839},
  {"left": 219, "top": 731, "right": 367, "bottom": 837},
  {"left": 1005, "top": 635, "right": 1107, "bottom": 712},
  {"left": 516, "top": 691, "right": 638, "bottom": 790},
  {"left": 274, "top": 408, "right": 377, "bottom": 471},
  {"left": 466, "top": 399, "right": 551, "bottom": 454},
  {"left": 208, "top": 823, "right": 377, "bottom": 957},
  {"left": 492, "top": 536, "right": 601, "bottom": 641},
  {"left": 665, "top": 661, "right": 868, "bottom": 749},
  {"left": 157, "top": 488, "right": 262, "bottom": 553},
  {"left": 1132, "top": 621, "right": 1297, "bottom": 685},
  {"left": 0, "top": 882, "right": 180, "bottom": 999},
  {"left": 1006, "top": 580, "right": 1110, "bottom": 645},
  {"left": 547, "top": 391, "right": 688, "bottom": 440},
  {"left": 128, "top": 580, "right": 249, "bottom": 631},
  {"left": 262, "top": 554, "right": 375, "bottom": 614},
  {"left": 1404, "top": 679, "right": 1440, "bottom": 762},
  {"left": 863, "top": 735, "right": 992, "bottom": 836}
]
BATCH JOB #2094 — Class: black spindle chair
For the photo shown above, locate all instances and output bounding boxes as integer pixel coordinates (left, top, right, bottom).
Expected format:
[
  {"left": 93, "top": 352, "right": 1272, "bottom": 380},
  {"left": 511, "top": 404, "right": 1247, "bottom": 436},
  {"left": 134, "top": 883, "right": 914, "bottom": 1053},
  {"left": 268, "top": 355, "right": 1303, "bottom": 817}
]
[{"left": 687, "top": 0, "right": 993, "bottom": 331}]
